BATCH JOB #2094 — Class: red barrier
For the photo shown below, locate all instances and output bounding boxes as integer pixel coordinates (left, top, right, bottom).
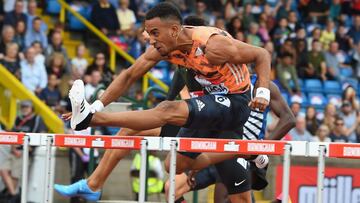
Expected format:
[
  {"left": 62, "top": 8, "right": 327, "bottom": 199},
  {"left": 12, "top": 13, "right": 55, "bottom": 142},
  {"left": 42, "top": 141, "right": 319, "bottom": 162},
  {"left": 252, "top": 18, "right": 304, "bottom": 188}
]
[
  {"left": 0, "top": 132, "right": 25, "bottom": 145},
  {"left": 329, "top": 143, "right": 360, "bottom": 159},
  {"left": 54, "top": 134, "right": 143, "bottom": 149},
  {"left": 178, "top": 138, "right": 286, "bottom": 155}
]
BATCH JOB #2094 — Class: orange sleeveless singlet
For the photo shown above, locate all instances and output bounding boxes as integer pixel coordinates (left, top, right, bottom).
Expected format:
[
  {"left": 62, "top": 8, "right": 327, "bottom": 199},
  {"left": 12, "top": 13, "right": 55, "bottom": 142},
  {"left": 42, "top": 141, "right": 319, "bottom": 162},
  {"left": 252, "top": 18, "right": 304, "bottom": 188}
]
[{"left": 166, "top": 26, "right": 250, "bottom": 94}]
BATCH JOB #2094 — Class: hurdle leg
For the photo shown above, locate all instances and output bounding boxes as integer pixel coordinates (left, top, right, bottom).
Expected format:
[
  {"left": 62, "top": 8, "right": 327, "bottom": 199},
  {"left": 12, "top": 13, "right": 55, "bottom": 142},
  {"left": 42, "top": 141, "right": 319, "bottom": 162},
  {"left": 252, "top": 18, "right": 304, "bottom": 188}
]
[
  {"left": 43, "top": 136, "right": 53, "bottom": 203},
  {"left": 317, "top": 145, "right": 326, "bottom": 203},
  {"left": 282, "top": 144, "right": 291, "bottom": 203},
  {"left": 21, "top": 136, "right": 29, "bottom": 203},
  {"left": 168, "top": 140, "right": 177, "bottom": 203},
  {"left": 138, "top": 140, "right": 148, "bottom": 203}
]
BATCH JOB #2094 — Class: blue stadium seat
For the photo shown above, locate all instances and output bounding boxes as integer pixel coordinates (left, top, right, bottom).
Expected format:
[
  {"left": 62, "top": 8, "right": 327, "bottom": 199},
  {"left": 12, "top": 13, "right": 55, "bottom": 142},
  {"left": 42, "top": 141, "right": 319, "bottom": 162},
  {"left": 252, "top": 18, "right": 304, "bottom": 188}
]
[
  {"left": 308, "top": 93, "right": 327, "bottom": 108},
  {"left": 326, "top": 94, "right": 342, "bottom": 107},
  {"left": 323, "top": 81, "right": 342, "bottom": 94},
  {"left": 68, "top": 5, "right": 91, "bottom": 30},
  {"left": 46, "top": 0, "right": 61, "bottom": 14},
  {"left": 304, "top": 79, "right": 323, "bottom": 93},
  {"left": 340, "top": 68, "right": 353, "bottom": 78}
]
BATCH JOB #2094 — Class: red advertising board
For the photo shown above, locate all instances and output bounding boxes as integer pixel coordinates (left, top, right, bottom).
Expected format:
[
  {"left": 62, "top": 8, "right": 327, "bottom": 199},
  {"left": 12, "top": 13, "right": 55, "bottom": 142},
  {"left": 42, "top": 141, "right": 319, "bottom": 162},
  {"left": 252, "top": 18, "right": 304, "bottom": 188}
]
[
  {"left": 329, "top": 143, "right": 360, "bottom": 158},
  {"left": 0, "top": 132, "right": 25, "bottom": 145},
  {"left": 178, "top": 138, "right": 285, "bottom": 155},
  {"left": 275, "top": 165, "right": 360, "bottom": 203},
  {"left": 54, "top": 134, "right": 143, "bottom": 149}
]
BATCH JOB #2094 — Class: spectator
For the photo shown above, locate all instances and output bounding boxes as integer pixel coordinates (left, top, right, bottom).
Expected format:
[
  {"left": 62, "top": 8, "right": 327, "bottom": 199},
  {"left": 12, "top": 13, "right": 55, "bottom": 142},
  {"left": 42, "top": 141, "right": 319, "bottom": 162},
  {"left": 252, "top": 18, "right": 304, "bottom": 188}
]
[
  {"left": 226, "top": 16, "right": 243, "bottom": 38},
  {"left": 46, "top": 52, "right": 67, "bottom": 79},
  {"left": 320, "top": 20, "right": 335, "bottom": 50},
  {"left": 3, "top": 0, "right": 27, "bottom": 28},
  {"left": 85, "top": 52, "right": 114, "bottom": 86},
  {"left": 329, "top": 116, "right": 349, "bottom": 142},
  {"left": 39, "top": 74, "right": 62, "bottom": 110},
  {"left": 264, "top": 41, "right": 276, "bottom": 68},
  {"left": 307, "top": 27, "right": 321, "bottom": 51},
  {"left": 246, "top": 22, "right": 262, "bottom": 47},
  {"left": 32, "top": 41, "right": 45, "bottom": 65},
  {"left": 214, "top": 17, "right": 226, "bottom": 30},
  {"left": 0, "top": 25, "right": 15, "bottom": 55},
  {"left": 2, "top": 100, "right": 46, "bottom": 199},
  {"left": 329, "top": 0, "right": 341, "bottom": 21},
  {"left": 14, "top": 20, "right": 26, "bottom": 51},
  {"left": 347, "top": 15, "right": 360, "bottom": 46},
  {"left": 71, "top": 44, "right": 88, "bottom": 80},
  {"left": 307, "top": 40, "right": 327, "bottom": 80},
  {"left": 258, "top": 21, "right": 271, "bottom": 43},
  {"left": 287, "top": 11, "right": 301, "bottom": 39},
  {"left": 235, "top": 31, "right": 245, "bottom": 41},
  {"left": 305, "top": 106, "right": 319, "bottom": 135},
  {"left": 279, "top": 39, "right": 297, "bottom": 62},
  {"left": 85, "top": 70, "right": 103, "bottom": 101},
  {"left": 117, "top": 0, "right": 136, "bottom": 39},
  {"left": 91, "top": 0, "right": 121, "bottom": 35},
  {"left": 290, "top": 101, "right": 301, "bottom": 117},
  {"left": 336, "top": 24, "right": 352, "bottom": 53},
  {"left": 25, "top": 17, "right": 48, "bottom": 49},
  {"left": 26, "top": 0, "right": 46, "bottom": 32},
  {"left": 192, "top": 0, "right": 215, "bottom": 26},
  {"left": 295, "top": 39, "right": 309, "bottom": 78},
  {"left": 322, "top": 103, "right": 337, "bottom": 131},
  {"left": 339, "top": 101, "right": 359, "bottom": 143},
  {"left": 312, "top": 124, "right": 331, "bottom": 142},
  {"left": 262, "top": 4, "right": 276, "bottom": 31},
  {"left": 129, "top": 26, "right": 149, "bottom": 58},
  {"left": 276, "top": 52, "right": 300, "bottom": 95},
  {"left": 20, "top": 47, "right": 47, "bottom": 94},
  {"left": 324, "top": 41, "right": 350, "bottom": 81},
  {"left": 242, "top": 3, "right": 255, "bottom": 31},
  {"left": 45, "top": 31, "right": 69, "bottom": 71},
  {"left": 275, "top": 0, "right": 291, "bottom": 20},
  {"left": 273, "top": 17, "right": 290, "bottom": 46},
  {"left": 342, "top": 85, "right": 359, "bottom": 110},
  {"left": 289, "top": 115, "right": 314, "bottom": 141},
  {"left": 307, "top": 0, "right": 329, "bottom": 24},
  {"left": 224, "top": 0, "right": 241, "bottom": 21},
  {"left": 0, "top": 42, "right": 21, "bottom": 79}
]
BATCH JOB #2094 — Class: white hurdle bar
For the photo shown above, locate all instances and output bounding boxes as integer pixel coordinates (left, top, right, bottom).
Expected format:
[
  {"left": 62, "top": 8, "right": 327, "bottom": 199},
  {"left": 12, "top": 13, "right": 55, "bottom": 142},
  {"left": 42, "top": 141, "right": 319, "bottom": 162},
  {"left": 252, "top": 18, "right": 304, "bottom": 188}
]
[{"left": 1, "top": 132, "right": 360, "bottom": 203}]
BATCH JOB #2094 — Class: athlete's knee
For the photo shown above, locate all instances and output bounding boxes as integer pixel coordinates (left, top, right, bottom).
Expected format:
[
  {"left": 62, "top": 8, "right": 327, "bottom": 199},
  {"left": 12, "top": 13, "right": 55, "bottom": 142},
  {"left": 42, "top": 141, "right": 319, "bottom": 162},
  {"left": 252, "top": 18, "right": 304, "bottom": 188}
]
[{"left": 154, "top": 101, "right": 188, "bottom": 123}]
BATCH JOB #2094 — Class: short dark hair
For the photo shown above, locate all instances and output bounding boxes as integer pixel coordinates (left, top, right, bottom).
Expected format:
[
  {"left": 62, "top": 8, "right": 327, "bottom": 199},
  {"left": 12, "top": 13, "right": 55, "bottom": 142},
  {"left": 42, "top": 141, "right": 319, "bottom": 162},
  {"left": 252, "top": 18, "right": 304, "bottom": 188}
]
[
  {"left": 184, "top": 15, "right": 206, "bottom": 26},
  {"left": 145, "top": 2, "right": 183, "bottom": 24}
]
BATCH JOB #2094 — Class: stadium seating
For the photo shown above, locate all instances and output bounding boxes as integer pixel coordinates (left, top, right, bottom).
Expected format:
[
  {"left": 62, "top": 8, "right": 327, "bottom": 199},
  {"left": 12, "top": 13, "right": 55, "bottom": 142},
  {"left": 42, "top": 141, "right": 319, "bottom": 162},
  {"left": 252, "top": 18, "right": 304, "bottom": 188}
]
[
  {"left": 304, "top": 79, "right": 323, "bottom": 93},
  {"left": 323, "top": 80, "right": 342, "bottom": 94}
]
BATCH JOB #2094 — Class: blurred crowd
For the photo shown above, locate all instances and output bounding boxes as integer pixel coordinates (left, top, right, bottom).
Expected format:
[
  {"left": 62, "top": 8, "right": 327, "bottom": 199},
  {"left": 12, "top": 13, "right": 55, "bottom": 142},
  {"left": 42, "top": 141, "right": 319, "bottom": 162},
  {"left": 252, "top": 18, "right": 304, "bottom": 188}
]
[{"left": 1, "top": 0, "right": 360, "bottom": 201}]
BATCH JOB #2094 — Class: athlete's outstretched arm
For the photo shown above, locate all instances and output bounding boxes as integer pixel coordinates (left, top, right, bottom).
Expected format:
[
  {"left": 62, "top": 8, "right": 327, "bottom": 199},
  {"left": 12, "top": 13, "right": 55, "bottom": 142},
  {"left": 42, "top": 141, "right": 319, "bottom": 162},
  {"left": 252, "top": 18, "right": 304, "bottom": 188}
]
[
  {"left": 205, "top": 35, "right": 271, "bottom": 110},
  {"left": 266, "top": 82, "right": 296, "bottom": 140},
  {"left": 99, "top": 47, "right": 163, "bottom": 106}
]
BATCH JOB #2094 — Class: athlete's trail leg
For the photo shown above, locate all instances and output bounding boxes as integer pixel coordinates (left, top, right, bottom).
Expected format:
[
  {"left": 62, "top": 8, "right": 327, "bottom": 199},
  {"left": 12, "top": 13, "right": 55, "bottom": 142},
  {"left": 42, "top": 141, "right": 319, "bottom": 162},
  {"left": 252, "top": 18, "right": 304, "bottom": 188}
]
[{"left": 90, "top": 101, "right": 189, "bottom": 130}]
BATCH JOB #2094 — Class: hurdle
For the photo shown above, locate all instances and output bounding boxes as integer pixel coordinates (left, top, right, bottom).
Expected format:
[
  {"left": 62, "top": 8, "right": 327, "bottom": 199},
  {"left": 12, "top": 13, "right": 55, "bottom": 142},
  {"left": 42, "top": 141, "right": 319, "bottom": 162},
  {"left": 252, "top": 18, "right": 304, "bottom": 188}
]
[{"left": 0, "top": 132, "right": 360, "bottom": 203}]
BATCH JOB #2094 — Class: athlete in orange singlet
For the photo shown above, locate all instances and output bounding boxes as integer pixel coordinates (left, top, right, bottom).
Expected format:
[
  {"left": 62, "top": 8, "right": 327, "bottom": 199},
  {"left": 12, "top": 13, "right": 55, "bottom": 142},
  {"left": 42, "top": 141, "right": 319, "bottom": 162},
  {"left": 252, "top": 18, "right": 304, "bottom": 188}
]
[{"left": 56, "top": 3, "right": 271, "bottom": 203}]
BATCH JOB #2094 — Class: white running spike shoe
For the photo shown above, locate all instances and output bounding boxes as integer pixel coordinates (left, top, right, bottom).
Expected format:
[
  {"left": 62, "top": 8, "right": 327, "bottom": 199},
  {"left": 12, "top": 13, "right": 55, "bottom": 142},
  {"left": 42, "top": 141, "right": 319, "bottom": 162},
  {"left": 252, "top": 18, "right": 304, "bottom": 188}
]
[
  {"left": 69, "top": 80, "right": 92, "bottom": 130},
  {"left": 253, "top": 155, "right": 269, "bottom": 169}
]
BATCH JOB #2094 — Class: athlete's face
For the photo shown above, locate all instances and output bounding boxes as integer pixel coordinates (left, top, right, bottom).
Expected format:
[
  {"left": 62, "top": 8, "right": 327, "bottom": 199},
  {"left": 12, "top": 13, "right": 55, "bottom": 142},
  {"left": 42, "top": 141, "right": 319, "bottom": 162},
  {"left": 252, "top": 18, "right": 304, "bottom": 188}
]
[{"left": 145, "top": 17, "right": 180, "bottom": 56}]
